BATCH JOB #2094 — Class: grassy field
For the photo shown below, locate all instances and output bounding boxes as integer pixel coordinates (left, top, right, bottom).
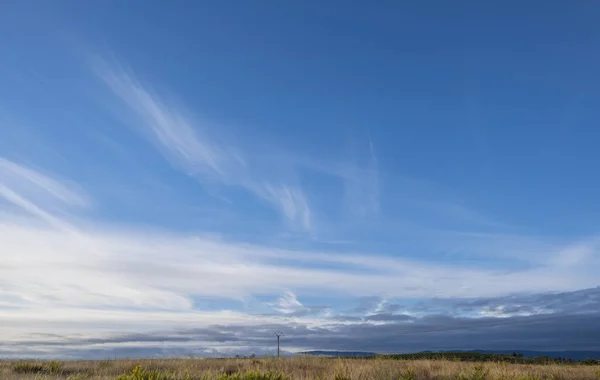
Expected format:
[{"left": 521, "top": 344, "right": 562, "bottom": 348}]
[{"left": 1, "top": 357, "right": 600, "bottom": 380}]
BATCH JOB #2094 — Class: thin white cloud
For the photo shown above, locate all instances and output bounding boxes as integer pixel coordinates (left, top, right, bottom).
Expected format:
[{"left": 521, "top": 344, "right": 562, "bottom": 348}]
[
  {"left": 93, "top": 59, "right": 312, "bottom": 230},
  {"left": 273, "top": 291, "right": 304, "bottom": 314},
  {"left": 343, "top": 134, "right": 379, "bottom": 218},
  {"left": 94, "top": 62, "right": 237, "bottom": 180},
  {"left": 368, "top": 130, "right": 376, "bottom": 162},
  {"left": 550, "top": 238, "right": 600, "bottom": 267},
  {"left": 1, "top": 212, "right": 598, "bottom": 314},
  {"left": 0, "top": 158, "right": 89, "bottom": 232},
  {"left": 0, "top": 157, "right": 88, "bottom": 208},
  {"left": 0, "top": 185, "right": 73, "bottom": 231},
  {"left": 262, "top": 184, "right": 311, "bottom": 231}
]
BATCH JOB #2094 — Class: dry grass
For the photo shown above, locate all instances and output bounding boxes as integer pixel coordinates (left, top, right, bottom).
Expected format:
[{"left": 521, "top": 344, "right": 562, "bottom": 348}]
[{"left": 0, "top": 357, "right": 599, "bottom": 380}]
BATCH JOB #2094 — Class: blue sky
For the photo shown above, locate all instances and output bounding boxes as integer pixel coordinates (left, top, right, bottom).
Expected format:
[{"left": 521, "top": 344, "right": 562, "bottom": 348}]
[{"left": 1, "top": 1, "right": 600, "bottom": 358}]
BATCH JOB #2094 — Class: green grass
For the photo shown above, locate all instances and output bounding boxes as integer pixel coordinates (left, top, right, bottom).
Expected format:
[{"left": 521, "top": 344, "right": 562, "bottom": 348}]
[
  {"left": 11, "top": 360, "right": 64, "bottom": 375},
  {"left": 451, "top": 365, "right": 490, "bottom": 380},
  {"left": 117, "top": 365, "right": 176, "bottom": 380},
  {"left": 115, "top": 366, "right": 287, "bottom": 380},
  {"left": 217, "top": 369, "right": 287, "bottom": 380}
]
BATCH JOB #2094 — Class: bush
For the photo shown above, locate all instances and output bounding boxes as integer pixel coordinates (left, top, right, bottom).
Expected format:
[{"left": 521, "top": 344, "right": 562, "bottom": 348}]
[
  {"left": 398, "top": 368, "right": 416, "bottom": 380},
  {"left": 117, "top": 365, "right": 175, "bottom": 380},
  {"left": 452, "top": 365, "right": 489, "bottom": 380},
  {"left": 218, "top": 369, "right": 287, "bottom": 380},
  {"left": 334, "top": 374, "right": 351, "bottom": 380},
  {"left": 67, "top": 373, "right": 92, "bottom": 380},
  {"left": 11, "top": 360, "right": 64, "bottom": 375},
  {"left": 48, "top": 360, "right": 65, "bottom": 374},
  {"left": 12, "top": 361, "right": 47, "bottom": 374},
  {"left": 377, "top": 351, "right": 599, "bottom": 365}
]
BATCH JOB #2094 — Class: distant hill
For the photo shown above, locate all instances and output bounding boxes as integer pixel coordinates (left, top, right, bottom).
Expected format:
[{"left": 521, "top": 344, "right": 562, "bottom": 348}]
[
  {"left": 299, "top": 350, "right": 600, "bottom": 360},
  {"left": 473, "top": 350, "right": 600, "bottom": 360}
]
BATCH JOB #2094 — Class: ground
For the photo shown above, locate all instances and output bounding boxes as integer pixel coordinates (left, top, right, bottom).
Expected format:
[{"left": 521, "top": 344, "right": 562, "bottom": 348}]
[{"left": 1, "top": 357, "right": 599, "bottom": 380}]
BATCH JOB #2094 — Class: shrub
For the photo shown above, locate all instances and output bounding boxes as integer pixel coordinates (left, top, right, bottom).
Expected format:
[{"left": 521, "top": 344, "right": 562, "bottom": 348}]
[
  {"left": 12, "top": 361, "right": 47, "bottom": 374},
  {"left": 452, "top": 365, "right": 489, "bottom": 380},
  {"left": 67, "top": 373, "right": 92, "bottom": 380},
  {"left": 48, "top": 360, "right": 65, "bottom": 374},
  {"left": 398, "top": 368, "right": 416, "bottom": 380},
  {"left": 471, "top": 365, "right": 489, "bottom": 380},
  {"left": 334, "top": 374, "right": 351, "bottom": 380},
  {"left": 217, "top": 369, "right": 287, "bottom": 380},
  {"left": 11, "top": 360, "right": 64, "bottom": 375},
  {"left": 117, "top": 365, "right": 175, "bottom": 380}
]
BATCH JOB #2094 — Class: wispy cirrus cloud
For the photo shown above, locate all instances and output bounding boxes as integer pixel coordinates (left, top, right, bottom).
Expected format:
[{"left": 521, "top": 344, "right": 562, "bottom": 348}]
[
  {"left": 273, "top": 291, "right": 305, "bottom": 315},
  {"left": 92, "top": 59, "right": 312, "bottom": 231},
  {"left": 266, "top": 291, "right": 329, "bottom": 317},
  {"left": 343, "top": 145, "right": 378, "bottom": 218},
  {"left": 0, "top": 157, "right": 89, "bottom": 230},
  {"left": 0, "top": 158, "right": 88, "bottom": 209}
]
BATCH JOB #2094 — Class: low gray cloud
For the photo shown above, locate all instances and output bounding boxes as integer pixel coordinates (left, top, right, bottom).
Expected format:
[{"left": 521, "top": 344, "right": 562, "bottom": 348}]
[
  {"left": 407, "top": 286, "right": 600, "bottom": 317},
  {"left": 4, "top": 287, "right": 600, "bottom": 359},
  {"left": 363, "top": 313, "right": 414, "bottom": 322},
  {"left": 351, "top": 296, "right": 381, "bottom": 313},
  {"left": 5, "top": 312, "right": 600, "bottom": 359}
]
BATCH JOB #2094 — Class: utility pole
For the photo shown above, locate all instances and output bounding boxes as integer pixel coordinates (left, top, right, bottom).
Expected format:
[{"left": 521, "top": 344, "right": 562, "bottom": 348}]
[{"left": 274, "top": 331, "right": 283, "bottom": 358}]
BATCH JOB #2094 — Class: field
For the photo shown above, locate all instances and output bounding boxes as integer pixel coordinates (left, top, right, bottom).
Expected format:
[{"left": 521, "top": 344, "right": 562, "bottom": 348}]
[{"left": 1, "top": 357, "right": 600, "bottom": 380}]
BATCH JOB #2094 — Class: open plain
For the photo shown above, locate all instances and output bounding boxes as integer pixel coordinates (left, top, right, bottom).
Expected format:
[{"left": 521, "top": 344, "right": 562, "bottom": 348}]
[{"left": 2, "top": 357, "right": 600, "bottom": 380}]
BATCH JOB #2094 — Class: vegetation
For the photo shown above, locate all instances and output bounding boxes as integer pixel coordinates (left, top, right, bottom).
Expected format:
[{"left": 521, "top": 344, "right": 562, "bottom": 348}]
[
  {"left": 11, "top": 360, "right": 64, "bottom": 374},
  {"left": 1, "top": 356, "right": 599, "bottom": 380},
  {"left": 375, "top": 352, "right": 600, "bottom": 365},
  {"left": 116, "top": 365, "right": 177, "bottom": 380}
]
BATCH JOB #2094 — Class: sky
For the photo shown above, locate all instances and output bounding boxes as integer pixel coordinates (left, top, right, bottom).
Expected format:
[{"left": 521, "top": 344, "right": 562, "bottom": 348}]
[{"left": 1, "top": 0, "right": 600, "bottom": 359}]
